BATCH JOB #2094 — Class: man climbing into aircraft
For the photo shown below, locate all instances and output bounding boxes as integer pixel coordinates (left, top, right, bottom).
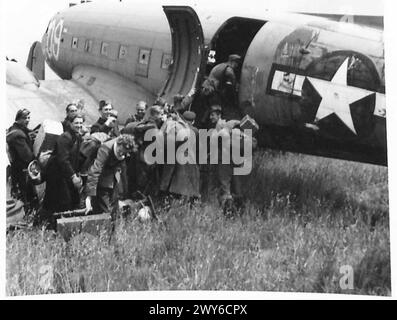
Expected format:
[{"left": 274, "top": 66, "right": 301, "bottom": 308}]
[
  {"left": 172, "top": 86, "right": 197, "bottom": 114},
  {"left": 202, "top": 54, "right": 242, "bottom": 121}
]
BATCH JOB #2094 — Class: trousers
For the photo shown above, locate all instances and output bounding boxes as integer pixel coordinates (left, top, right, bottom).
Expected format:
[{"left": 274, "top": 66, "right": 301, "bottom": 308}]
[{"left": 92, "top": 186, "right": 119, "bottom": 220}]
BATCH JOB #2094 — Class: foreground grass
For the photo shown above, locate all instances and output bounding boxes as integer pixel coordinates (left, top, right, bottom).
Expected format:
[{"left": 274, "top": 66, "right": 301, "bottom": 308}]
[{"left": 6, "top": 151, "right": 390, "bottom": 295}]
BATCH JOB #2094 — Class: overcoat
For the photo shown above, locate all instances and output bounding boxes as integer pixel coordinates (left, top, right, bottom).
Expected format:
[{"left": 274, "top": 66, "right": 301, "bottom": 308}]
[
  {"left": 159, "top": 120, "right": 200, "bottom": 198},
  {"left": 43, "top": 129, "right": 82, "bottom": 212},
  {"left": 6, "top": 122, "right": 35, "bottom": 201}
]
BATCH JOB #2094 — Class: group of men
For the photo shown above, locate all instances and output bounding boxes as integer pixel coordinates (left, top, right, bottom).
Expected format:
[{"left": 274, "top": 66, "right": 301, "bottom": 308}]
[{"left": 6, "top": 54, "right": 255, "bottom": 228}]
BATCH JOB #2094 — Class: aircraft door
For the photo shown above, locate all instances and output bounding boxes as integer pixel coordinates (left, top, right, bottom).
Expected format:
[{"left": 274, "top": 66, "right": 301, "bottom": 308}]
[{"left": 161, "top": 6, "right": 205, "bottom": 102}]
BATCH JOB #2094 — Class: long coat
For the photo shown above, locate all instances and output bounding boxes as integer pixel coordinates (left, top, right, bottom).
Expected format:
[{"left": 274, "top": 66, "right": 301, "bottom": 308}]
[
  {"left": 6, "top": 123, "right": 35, "bottom": 201},
  {"left": 159, "top": 121, "right": 200, "bottom": 198},
  {"left": 6, "top": 123, "right": 34, "bottom": 173},
  {"left": 43, "top": 129, "right": 82, "bottom": 213}
]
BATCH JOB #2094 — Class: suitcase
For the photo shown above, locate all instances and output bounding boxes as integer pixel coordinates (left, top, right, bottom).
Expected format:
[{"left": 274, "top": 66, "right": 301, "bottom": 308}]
[
  {"left": 239, "top": 115, "right": 259, "bottom": 134},
  {"left": 55, "top": 209, "right": 112, "bottom": 241}
]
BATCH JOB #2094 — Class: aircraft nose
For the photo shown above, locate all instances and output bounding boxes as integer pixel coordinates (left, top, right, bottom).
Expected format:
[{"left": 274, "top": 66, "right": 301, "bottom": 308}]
[
  {"left": 42, "top": 13, "right": 63, "bottom": 60},
  {"left": 41, "top": 18, "right": 53, "bottom": 63}
]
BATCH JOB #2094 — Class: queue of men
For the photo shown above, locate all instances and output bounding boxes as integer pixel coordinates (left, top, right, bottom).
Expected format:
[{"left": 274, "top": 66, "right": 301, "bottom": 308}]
[{"left": 6, "top": 54, "right": 257, "bottom": 229}]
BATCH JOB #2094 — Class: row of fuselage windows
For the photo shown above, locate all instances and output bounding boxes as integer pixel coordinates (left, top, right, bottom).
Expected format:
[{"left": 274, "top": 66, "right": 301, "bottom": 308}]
[
  {"left": 70, "top": 36, "right": 173, "bottom": 70},
  {"left": 71, "top": 37, "right": 129, "bottom": 60}
]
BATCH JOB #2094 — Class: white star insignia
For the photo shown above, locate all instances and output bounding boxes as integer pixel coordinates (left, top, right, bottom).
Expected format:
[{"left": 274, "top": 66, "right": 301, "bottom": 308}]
[{"left": 307, "top": 58, "right": 373, "bottom": 135}]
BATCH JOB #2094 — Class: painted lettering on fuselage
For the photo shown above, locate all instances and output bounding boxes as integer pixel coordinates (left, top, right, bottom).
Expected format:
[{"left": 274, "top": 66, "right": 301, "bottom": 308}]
[{"left": 46, "top": 18, "right": 64, "bottom": 61}]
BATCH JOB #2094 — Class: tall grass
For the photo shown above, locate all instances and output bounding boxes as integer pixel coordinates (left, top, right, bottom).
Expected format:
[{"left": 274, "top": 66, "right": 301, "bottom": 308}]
[{"left": 6, "top": 151, "right": 390, "bottom": 295}]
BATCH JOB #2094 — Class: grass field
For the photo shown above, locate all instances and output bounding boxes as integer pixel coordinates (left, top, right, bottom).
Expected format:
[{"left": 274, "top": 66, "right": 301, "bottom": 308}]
[{"left": 6, "top": 150, "right": 391, "bottom": 296}]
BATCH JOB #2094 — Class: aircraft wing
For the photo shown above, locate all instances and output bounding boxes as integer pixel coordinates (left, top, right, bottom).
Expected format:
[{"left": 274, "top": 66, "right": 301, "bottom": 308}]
[
  {"left": 71, "top": 64, "right": 156, "bottom": 122},
  {"left": 6, "top": 60, "right": 156, "bottom": 128},
  {"left": 7, "top": 79, "right": 99, "bottom": 129}
]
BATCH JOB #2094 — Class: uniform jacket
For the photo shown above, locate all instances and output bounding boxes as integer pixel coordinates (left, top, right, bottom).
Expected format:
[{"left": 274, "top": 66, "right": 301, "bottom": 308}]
[
  {"left": 86, "top": 138, "right": 124, "bottom": 197},
  {"left": 61, "top": 118, "right": 71, "bottom": 132},
  {"left": 6, "top": 123, "right": 34, "bottom": 171},
  {"left": 207, "top": 62, "right": 236, "bottom": 90},
  {"left": 125, "top": 113, "right": 144, "bottom": 126},
  {"left": 91, "top": 117, "right": 120, "bottom": 137},
  {"left": 135, "top": 120, "right": 160, "bottom": 151},
  {"left": 206, "top": 62, "right": 240, "bottom": 120}
]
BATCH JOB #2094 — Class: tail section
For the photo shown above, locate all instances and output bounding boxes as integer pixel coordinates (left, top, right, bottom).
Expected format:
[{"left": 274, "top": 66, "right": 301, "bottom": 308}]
[{"left": 26, "top": 41, "right": 45, "bottom": 80}]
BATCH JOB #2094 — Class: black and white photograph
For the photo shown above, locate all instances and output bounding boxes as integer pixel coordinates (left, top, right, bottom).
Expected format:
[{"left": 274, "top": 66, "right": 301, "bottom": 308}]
[{"left": 3, "top": 0, "right": 394, "bottom": 298}]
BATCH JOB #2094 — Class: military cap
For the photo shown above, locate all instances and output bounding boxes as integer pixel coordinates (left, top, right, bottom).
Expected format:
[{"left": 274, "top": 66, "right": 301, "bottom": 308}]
[
  {"left": 15, "top": 108, "right": 30, "bottom": 121},
  {"left": 98, "top": 100, "right": 107, "bottom": 109},
  {"left": 183, "top": 111, "right": 196, "bottom": 121},
  {"left": 99, "top": 100, "right": 112, "bottom": 110},
  {"left": 228, "top": 54, "right": 241, "bottom": 63}
]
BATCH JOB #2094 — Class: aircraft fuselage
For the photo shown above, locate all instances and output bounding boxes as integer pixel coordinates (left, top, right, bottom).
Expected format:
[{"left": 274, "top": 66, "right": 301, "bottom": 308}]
[{"left": 42, "top": 1, "right": 387, "bottom": 165}]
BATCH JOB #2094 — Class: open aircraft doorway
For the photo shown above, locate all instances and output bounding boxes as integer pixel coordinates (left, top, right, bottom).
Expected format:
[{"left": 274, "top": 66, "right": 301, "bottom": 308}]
[{"left": 208, "top": 17, "right": 266, "bottom": 78}]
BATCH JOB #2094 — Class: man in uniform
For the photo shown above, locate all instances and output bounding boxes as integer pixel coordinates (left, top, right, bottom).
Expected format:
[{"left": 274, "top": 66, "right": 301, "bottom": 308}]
[
  {"left": 158, "top": 110, "right": 200, "bottom": 201},
  {"left": 62, "top": 103, "right": 79, "bottom": 131},
  {"left": 91, "top": 101, "right": 119, "bottom": 137},
  {"left": 6, "top": 108, "right": 36, "bottom": 209},
  {"left": 172, "top": 86, "right": 197, "bottom": 114},
  {"left": 124, "top": 100, "right": 148, "bottom": 126},
  {"left": 203, "top": 54, "right": 242, "bottom": 121},
  {"left": 133, "top": 105, "right": 164, "bottom": 196},
  {"left": 206, "top": 105, "right": 246, "bottom": 215}
]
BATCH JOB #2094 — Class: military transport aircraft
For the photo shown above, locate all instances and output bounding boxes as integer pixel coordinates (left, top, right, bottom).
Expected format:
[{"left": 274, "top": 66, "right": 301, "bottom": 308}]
[{"left": 6, "top": 0, "right": 386, "bottom": 165}]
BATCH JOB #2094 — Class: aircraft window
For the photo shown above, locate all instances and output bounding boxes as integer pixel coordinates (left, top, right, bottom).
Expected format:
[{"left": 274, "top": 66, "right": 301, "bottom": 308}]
[
  {"left": 71, "top": 37, "right": 78, "bottom": 49},
  {"left": 136, "top": 48, "right": 151, "bottom": 77},
  {"left": 138, "top": 48, "right": 151, "bottom": 65},
  {"left": 161, "top": 53, "right": 172, "bottom": 69},
  {"left": 101, "top": 42, "right": 109, "bottom": 56},
  {"left": 271, "top": 70, "right": 305, "bottom": 96},
  {"left": 119, "top": 45, "right": 128, "bottom": 59},
  {"left": 85, "top": 39, "right": 93, "bottom": 52}
]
